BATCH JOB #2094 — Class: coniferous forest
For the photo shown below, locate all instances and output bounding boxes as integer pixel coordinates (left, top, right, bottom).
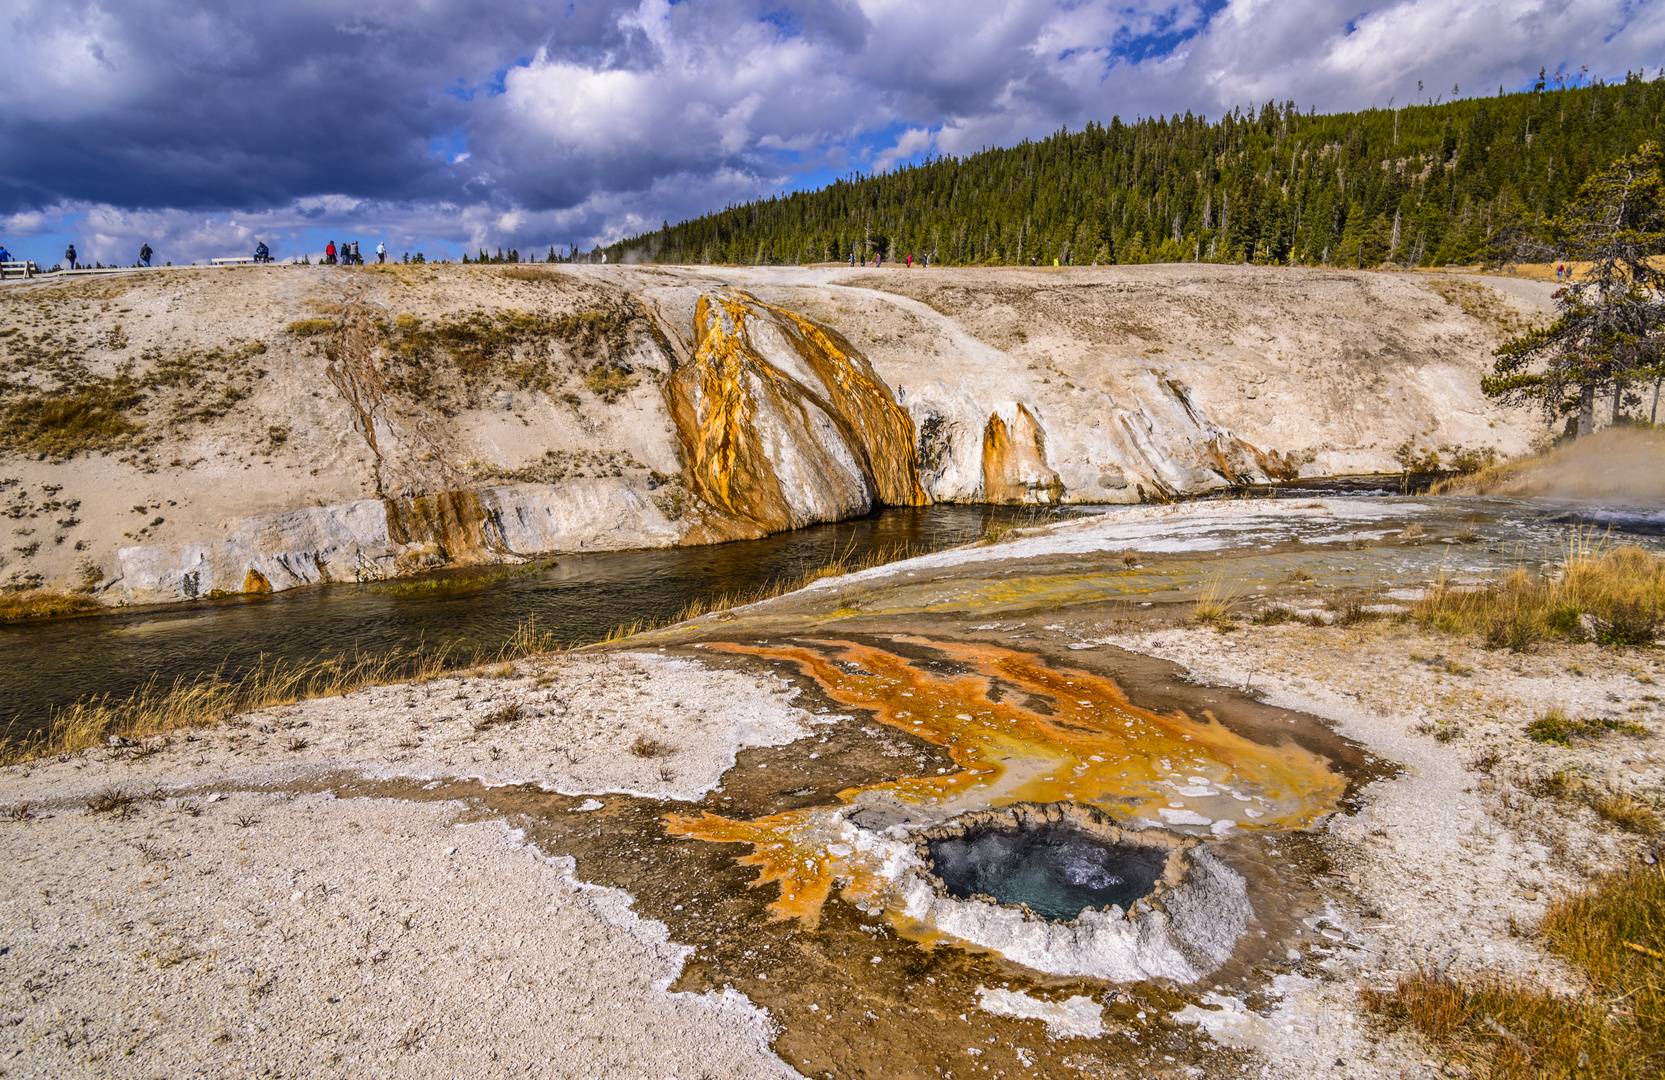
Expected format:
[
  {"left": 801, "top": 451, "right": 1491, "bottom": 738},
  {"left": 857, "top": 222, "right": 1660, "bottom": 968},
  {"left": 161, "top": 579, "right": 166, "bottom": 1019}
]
[{"left": 605, "top": 73, "right": 1665, "bottom": 269}]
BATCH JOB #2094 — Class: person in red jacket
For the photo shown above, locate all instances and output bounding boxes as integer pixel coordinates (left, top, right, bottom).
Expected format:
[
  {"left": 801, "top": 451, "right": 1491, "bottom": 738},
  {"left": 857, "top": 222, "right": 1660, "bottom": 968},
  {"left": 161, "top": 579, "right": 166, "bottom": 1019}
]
[{"left": 325, "top": 241, "right": 336, "bottom": 265}]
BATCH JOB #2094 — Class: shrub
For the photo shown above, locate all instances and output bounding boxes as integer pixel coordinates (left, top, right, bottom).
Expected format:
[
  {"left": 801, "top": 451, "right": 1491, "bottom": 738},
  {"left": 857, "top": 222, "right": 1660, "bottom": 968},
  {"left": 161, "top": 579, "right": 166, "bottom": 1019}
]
[{"left": 1365, "top": 865, "right": 1665, "bottom": 1078}]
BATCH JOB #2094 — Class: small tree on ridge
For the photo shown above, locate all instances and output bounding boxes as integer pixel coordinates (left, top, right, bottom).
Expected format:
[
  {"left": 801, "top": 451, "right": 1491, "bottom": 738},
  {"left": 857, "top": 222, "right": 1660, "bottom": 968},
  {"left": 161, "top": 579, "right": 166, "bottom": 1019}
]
[{"left": 1485, "top": 143, "right": 1665, "bottom": 436}]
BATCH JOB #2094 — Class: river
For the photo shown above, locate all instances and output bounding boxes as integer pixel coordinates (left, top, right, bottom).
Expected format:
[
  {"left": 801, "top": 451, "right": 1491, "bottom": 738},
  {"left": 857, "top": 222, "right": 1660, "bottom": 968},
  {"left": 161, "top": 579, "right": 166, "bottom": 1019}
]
[
  {"left": 3, "top": 490, "right": 1660, "bottom": 741},
  {"left": 0, "top": 505, "right": 1062, "bottom": 737}
]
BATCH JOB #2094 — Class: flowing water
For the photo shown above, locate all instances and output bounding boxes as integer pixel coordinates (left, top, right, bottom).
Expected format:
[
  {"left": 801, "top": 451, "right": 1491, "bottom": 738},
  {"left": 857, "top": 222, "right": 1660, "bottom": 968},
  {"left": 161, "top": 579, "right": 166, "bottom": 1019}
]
[
  {"left": 4, "top": 491, "right": 1660, "bottom": 739},
  {"left": 0, "top": 505, "right": 1063, "bottom": 736}
]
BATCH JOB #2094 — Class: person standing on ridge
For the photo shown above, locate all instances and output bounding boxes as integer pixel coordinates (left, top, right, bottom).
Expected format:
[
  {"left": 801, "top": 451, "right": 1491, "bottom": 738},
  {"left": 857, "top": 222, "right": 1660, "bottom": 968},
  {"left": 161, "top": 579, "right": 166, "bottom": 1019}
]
[
  {"left": 64, "top": 244, "right": 78, "bottom": 270},
  {"left": 139, "top": 243, "right": 152, "bottom": 267},
  {"left": 351, "top": 240, "right": 361, "bottom": 265},
  {"left": 325, "top": 240, "right": 336, "bottom": 265},
  {"left": 376, "top": 241, "right": 386, "bottom": 264}
]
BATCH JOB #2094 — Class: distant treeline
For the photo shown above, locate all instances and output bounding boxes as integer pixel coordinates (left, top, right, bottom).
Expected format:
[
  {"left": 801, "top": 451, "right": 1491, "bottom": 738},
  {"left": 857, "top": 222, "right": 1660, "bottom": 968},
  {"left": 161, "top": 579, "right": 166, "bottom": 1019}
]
[{"left": 606, "top": 73, "right": 1665, "bottom": 269}]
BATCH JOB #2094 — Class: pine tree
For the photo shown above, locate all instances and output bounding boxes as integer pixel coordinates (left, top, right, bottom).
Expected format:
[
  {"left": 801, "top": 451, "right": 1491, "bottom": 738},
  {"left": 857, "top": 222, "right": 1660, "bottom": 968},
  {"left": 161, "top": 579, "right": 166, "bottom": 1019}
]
[
  {"left": 601, "top": 77, "right": 1665, "bottom": 273},
  {"left": 1487, "top": 142, "right": 1665, "bottom": 435}
]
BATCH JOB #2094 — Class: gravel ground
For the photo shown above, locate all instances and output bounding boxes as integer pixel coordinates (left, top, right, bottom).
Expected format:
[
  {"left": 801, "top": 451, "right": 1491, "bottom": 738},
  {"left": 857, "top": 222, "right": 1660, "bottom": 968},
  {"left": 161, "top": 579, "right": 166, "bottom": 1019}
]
[
  {"left": 2, "top": 557, "right": 1660, "bottom": 1078},
  {"left": 0, "top": 651, "right": 816, "bottom": 1079}
]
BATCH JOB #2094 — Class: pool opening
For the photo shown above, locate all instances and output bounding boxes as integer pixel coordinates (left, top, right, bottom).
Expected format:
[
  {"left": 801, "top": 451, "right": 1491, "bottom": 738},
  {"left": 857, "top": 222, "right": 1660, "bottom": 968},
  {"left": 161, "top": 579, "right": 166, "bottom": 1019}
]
[{"left": 926, "top": 822, "right": 1169, "bottom": 922}]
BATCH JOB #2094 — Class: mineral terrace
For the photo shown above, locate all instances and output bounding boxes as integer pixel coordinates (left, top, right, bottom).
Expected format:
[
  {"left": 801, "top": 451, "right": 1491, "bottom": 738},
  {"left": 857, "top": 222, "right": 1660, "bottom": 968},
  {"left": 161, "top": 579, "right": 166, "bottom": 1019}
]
[{"left": 0, "top": 263, "right": 1550, "bottom": 607}]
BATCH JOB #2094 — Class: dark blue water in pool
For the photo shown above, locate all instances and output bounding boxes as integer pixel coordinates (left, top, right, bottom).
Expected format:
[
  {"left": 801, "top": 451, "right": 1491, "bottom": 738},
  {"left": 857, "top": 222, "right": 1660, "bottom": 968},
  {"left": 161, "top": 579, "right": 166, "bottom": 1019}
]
[{"left": 928, "top": 824, "right": 1168, "bottom": 921}]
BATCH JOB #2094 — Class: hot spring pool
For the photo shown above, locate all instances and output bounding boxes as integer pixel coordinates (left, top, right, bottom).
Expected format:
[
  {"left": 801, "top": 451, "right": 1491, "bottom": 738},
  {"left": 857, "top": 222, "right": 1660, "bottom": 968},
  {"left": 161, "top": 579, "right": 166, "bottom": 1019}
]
[{"left": 926, "top": 822, "right": 1169, "bottom": 921}]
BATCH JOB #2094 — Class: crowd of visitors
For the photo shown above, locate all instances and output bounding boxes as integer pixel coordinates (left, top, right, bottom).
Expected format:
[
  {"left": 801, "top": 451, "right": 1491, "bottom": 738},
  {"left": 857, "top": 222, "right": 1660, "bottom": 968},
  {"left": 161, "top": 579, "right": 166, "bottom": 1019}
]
[{"left": 324, "top": 240, "right": 369, "bottom": 265}]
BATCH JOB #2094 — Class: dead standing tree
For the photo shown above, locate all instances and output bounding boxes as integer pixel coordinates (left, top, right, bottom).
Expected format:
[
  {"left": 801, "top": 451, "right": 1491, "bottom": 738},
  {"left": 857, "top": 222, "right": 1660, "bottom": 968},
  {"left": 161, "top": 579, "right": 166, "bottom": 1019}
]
[{"left": 1486, "top": 142, "right": 1665, "bottom": 436}]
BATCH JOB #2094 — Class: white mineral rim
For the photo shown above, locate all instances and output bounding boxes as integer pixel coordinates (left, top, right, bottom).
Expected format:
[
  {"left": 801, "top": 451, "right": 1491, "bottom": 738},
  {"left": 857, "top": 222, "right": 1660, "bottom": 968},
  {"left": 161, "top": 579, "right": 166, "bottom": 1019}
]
[{"left": 846, "top": 811, "right": 1252, "bottom": 983}]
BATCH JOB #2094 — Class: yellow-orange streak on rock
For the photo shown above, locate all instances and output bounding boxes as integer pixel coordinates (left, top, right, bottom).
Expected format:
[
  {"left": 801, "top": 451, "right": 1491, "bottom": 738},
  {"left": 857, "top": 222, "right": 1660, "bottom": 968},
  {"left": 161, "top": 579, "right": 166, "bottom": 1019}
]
[
  {"left": 769, "top": 308, "right": 928, "bottom": 508},
  {"left": 667, "top": 638, "right": 1347, "bottom": 925},
  {"left": 981, "top": 403, "right": 1063, "bottom": 504},
  {"left": 665, "top": 292, "right": 925, "bottom": 533},
  {"left": 664, "top": 806, "right": 849, "bottom": 928},
  {"left": 383, "top": 489, "right": 506, "bottom": 565}
]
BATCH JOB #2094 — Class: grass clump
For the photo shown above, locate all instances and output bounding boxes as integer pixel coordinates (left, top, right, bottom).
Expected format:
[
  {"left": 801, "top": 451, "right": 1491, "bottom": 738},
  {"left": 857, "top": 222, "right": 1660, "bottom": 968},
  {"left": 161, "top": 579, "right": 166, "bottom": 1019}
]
[
  {"left": 0, "top": 588, "right": 102, "bottom": 623},
  {"left": 1191, "top": 578, "right": 1237, "bottom": 632},
  {"left": 285, "top": 319, "right": 335, "bottom": 337},
  {"left": 1364, "top": 865, "right": 1665, "bottom": 1078},
  {"left": 582, "top": 361, "right": 637, "bottom": 402},
  {"left": 1526, "top": 705, "right": 1647, "bottom": 747},
  {"left": 1414, "top": 542, "right": 1665, "bottom": 652},
  {"left": 1592, "top": 792, "right": 1662, "bottom": 835},
  {"left": 0, "top": 617, "right": 565, "bottom": 764},
  {"left": 0, "top": 380, "right": 145, "bottom": 457},
  {"left": 630, "top": 735, "right": 669, "bottom": 758}
]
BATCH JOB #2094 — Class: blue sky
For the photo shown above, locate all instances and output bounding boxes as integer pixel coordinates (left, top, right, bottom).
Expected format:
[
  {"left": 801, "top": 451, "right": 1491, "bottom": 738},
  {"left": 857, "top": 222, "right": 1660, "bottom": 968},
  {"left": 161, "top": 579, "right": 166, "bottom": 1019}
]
[{"left": 2, "top": 0, "right": 1661, "bottom": 266}]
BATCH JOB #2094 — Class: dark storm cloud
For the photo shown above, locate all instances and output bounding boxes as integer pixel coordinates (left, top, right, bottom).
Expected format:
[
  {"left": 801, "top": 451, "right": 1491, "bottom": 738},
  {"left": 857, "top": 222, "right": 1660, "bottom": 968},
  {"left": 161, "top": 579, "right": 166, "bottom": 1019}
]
[{"left": 0, "top": 1, "right": 615, "bottom": 213}]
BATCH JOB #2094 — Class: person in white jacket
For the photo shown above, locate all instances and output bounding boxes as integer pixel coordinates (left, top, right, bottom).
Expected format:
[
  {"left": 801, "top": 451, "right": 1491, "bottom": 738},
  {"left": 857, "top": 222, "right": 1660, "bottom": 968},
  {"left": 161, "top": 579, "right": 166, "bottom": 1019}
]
[{"left": 376, "top": 241, "right": 386, "bottom": 265}]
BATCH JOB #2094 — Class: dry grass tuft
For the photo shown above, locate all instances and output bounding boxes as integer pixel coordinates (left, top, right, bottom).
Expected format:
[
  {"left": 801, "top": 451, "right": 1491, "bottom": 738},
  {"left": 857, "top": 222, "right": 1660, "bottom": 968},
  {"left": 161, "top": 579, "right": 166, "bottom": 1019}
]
[
  {"left": 630, "top": 734, "right": 669, "bottom": 759},
  {"left": 1365, "top": 865, "right": 1665, "bottom": 1078},
  {"left": 0, "top": 588, "right": 102, "bottom": 624},
  {"left": 86, "top": 787, "right": 135, "bottom": 815},
  {"left": 1414, "top": 539, "right": 1665, "bottom": 651},
  {"left": 1190, "top": 577, "right": 1237, "bottom": 632},
  {"left": 0, "top": 617, "right": 565, "bottom": 765},
  {"left": 1593, "top": 793, "right": 1662, "bottom": 835},
  {"left": 469, "top": 702, "right": 519, "bottom": 733},
  {"left": 499, "top": 266, "right": 562, "bottom": 283}
]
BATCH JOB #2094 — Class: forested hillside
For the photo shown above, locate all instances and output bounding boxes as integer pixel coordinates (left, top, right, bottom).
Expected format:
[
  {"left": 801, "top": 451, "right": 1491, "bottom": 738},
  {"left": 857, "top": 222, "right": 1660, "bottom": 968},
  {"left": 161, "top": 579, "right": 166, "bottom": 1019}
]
[{"left": 607, "top": 73, "right": 1665, "bottom": 269}]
